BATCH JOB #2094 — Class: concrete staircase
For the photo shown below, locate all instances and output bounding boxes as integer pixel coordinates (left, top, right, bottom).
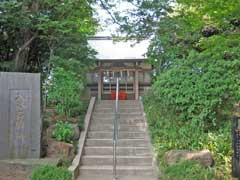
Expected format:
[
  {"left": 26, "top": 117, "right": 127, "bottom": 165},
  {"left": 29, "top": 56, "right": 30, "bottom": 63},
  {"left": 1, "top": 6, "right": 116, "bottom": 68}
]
[{"left": 78, "top": 100, "right": 156, "bottom": 180}]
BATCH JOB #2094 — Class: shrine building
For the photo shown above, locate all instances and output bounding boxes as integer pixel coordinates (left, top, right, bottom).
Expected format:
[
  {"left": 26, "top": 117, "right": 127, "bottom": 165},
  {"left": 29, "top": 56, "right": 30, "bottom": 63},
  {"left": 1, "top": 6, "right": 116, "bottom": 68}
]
[{"left": 87, "top": 36, "right": 152, "bottom": 100}]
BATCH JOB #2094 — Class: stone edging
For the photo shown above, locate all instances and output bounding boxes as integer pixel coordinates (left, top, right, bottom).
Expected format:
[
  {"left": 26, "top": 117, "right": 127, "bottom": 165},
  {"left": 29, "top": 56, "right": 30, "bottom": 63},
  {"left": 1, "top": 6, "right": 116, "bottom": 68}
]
[
  {"left": 68, "top": 97, "right": 96, "bottom": 180},
  {"left": 139, "top": 97, "right": 159, "bottom": 180}
]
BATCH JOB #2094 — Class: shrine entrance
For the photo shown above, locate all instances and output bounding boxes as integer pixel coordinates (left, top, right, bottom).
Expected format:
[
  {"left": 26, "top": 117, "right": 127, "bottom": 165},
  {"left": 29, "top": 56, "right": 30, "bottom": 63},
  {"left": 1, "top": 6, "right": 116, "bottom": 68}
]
[
  {"left": 102, "top": 70, "right": 135, "bottom": 100},
  {"left": 87, "top": 60, "right": 152, "bottom": 100}
]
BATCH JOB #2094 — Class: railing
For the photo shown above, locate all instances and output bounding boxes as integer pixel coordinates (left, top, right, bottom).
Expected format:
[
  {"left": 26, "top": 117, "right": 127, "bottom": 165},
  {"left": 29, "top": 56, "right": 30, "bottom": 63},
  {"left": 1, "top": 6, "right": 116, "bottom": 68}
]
[{"left": 113, "top": 77, "right": 119, "bottom": 180}]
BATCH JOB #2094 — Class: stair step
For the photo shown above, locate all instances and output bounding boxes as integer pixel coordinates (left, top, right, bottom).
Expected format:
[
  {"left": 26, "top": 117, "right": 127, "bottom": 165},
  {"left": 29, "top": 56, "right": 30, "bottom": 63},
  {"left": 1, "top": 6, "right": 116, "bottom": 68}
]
[
  {"left": 97, "top": 100, "right": 139, "bottom": 104},
  {"left": 95, "top": 106, "right": 141, "bottom": 110},
  {"left": 96, "top": 100, "right": 140, "bottom": 105},
  {"left": 88, "top": 131, "right": 146, "bottom": 139},
  {"left": 81, "top": 155, "right": 152, "bottom": 166},
  {"left": 79, "top": 165, "right": 154, "bottom": 176},
  {"left": 93, "top": 113, "right": 142, "bottom": 119},
  {"left": 84, "top": 147, "right": 151, "bottom": 156},
  {"left": 96, "top": 103, "right": 140, "bottom": 106},
  {"left": 94, "top": 108, "right": 141, "bottom": 113},
  {"left": 91, "top": 118, "right": 145, "bottom": 125},
  {"left": 95, "top": 106, "right": 141, "bottom": 109},
  {"left": 91, "top": 115, "right": 145, "bottom": 124},
  {"left": 89, "top": 124, "right": 146, "bottom": 131},
  {"left": 77, "top": 174, "right": 156, "bottom": 180},
  {"left": 86, "top": 139, "right": 149, "bottom": 147},
  {"left": 90, "top": 121, "right": 145, "bottom": 127}
]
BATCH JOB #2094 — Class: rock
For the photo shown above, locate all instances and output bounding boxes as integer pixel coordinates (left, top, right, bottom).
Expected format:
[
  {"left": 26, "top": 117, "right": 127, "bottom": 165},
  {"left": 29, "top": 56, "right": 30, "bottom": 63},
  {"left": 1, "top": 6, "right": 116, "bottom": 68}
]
[
  {"left": 46, "top": 124, "right": 56, "bottom": 138},
  {"left": 70, "top": 123, "right": 80, "bottom": 140},
  {"left": 202, "top": 25, "right": 219, "bottom": 37},
  {"left": 47, "top": 141, "right": 74, "bottom": 159},
  {"left": 164, "top": 149, "right": 214, "bottom": 167},
  {"left": 41, "top": 124, "right": 56, "bottom": 157},
  {"left": 230, "top": 19, "right": 240, "bottom": 27}
]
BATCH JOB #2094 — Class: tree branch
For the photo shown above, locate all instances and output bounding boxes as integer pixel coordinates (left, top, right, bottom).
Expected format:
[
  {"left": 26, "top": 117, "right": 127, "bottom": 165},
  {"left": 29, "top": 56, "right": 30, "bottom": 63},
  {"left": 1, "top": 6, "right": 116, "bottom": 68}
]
[{"left": 99, "top": 0, "right": 122, "bottom": 26}]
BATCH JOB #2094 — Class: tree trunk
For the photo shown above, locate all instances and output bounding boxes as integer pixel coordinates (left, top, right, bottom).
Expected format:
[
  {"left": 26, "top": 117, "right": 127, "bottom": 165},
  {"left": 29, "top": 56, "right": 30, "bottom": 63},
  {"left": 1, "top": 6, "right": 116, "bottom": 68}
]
[
  {"left": 14, "top": 1, "right": 39, "bottom": 72},
  {"left": 14, "top": 33, "right": 37, "bottom": 71}
]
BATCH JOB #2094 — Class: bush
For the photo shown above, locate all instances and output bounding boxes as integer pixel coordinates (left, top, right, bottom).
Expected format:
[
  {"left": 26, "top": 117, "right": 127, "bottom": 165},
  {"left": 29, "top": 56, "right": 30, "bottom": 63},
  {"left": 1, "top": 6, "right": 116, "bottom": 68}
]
[
  {"left": 143, "top": 94, "right": 232, "bottom": 179},
  {"left": 152, "top": 34, "right": 240, "bottom": 129},
  {"left": 52, "top": 121, "right": 74, "bottom": 143},
  {"left": 48, "top": 67, "right": 84, "bottom": 118},
  {"left": 30, "top": 165, "right": 72, "bottom": 180}
]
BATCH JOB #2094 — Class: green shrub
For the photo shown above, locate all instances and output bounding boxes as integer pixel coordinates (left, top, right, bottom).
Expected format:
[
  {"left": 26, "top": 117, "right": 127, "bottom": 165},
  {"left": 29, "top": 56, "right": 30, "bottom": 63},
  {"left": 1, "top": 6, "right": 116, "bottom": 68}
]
[
  {"left": 30, "top": 165, "right": 72, "bottom": 180},
  {"left": 143, "top": 94, "right": 232, "bottom": 179},
  {"left": 48, "top": 67, "right": 84, "bottom": 118},
  {"left": 164, "top": 161, "right": 216, "bottom": 180},
  {"left": 52, "top": 121, "right": 74, "bottom": 143}
]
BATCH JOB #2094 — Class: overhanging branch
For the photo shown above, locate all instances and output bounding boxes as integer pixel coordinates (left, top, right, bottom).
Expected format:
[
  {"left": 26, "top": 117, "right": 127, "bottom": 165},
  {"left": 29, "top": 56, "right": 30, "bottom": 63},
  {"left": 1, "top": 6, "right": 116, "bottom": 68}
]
[{"left": 99, "top": 0, "right": 122, "bottom": 26}]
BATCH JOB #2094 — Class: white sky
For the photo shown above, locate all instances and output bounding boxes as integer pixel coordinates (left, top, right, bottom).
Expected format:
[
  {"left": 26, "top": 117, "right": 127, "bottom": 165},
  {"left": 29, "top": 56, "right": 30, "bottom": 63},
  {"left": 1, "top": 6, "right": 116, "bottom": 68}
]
[{"left": 94, "top": 1, "right": 136, "bottom": 36}]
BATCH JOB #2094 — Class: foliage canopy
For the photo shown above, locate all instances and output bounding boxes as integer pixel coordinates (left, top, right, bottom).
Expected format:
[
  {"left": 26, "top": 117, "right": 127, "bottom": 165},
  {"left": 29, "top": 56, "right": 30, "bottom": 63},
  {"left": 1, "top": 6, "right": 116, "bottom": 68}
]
[
  {"left": 114, "top": 0, "right": 240, "bottom": 128},
  {"left": 0, "top": 0, "right": 97, "bottom": 72},
  {"left": 110, "top": 0, "right": 240, "bottom": 179}
]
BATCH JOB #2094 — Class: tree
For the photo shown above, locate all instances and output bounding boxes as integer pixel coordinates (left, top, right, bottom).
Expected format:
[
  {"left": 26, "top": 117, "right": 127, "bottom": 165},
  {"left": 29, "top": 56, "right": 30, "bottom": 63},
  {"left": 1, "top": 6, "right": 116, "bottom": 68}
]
[
  {"left": 110, "top": 0, "right": 240, "bottom": 127},
  {"left": 0, "top": 0, "right": 97, "bottom": 72}
]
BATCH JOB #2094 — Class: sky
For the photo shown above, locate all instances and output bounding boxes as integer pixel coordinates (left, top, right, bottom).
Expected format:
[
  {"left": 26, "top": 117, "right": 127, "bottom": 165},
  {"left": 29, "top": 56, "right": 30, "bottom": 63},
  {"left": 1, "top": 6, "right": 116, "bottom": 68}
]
[{"left": 94, "top": 1, "right": 136, "bottom": 36}]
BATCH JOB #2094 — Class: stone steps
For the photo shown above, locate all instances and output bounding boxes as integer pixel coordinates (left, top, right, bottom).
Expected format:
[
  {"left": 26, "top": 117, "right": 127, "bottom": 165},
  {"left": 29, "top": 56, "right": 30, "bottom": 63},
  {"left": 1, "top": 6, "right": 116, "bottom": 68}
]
[
  {"left": 79, "top": 166, "right": 154, "bottom": 176},
  {"left": 84, "top": 147, "right": 151, "bottom": 156},
  {"left": 89, "top": 124, "right": 146, "bottom": 131},
  {"left": 78, "top": 100, "right": 155, "bottom": 179},
  {"left": 93, "top": 113, "right": 142, "bottom": 119},
  {"left": 90, "top": 121, "right": 145, "bottom": 127},
  {"left": 96, "top": 103, "right": 140, "bottom": 105},
  {"left": 96, "top": 100, "right": 140, "bottom": 106},
  {"left": 77, "top": 174, "right": 156, "bottom": 180},
  {"left": 81, "top": 155, "right": 152, "bottom": 166},
  {"left": 91, "top": 117, "right": 144, "bottom": 123},
  {"left": 85, "top": 139, "right": 150, "bottom": 147},
  {"left": 87, "top": 131, "right": 146, "bottom": 139},
  {"left": 95, "top": 105, "right": 141, "bottom": 109},
  {"left": 94, "top": 108, "right": 141, "bottom": 113}
]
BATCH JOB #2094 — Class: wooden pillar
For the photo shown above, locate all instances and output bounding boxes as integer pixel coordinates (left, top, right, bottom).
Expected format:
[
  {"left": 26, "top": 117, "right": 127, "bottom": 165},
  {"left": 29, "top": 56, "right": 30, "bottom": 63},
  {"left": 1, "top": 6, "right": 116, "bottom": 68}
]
[
  {"left": 134, "top": 62, "right": 139, "bottom": 100},
  {"left": 98, "top": 62, "right": 102, "bottom": 100}
]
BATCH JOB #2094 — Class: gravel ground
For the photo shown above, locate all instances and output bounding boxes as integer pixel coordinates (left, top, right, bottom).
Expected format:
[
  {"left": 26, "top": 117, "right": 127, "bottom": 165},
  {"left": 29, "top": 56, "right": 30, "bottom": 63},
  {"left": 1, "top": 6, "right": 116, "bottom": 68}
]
[{"left": 0, "top": 168, "right": 30, "bottom": 180}]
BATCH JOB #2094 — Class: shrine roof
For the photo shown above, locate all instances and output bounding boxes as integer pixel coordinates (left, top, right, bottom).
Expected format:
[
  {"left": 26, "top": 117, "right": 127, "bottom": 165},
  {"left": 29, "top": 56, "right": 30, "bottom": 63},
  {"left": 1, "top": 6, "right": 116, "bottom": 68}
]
[{"left": 88, "top": 36, "right": 149, "bottom": 61}]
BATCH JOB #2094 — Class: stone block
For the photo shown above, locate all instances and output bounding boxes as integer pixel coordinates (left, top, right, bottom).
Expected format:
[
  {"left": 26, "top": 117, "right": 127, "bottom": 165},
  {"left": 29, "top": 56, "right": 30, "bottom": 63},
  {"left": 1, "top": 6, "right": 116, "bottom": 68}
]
[
  {"left": 0, "top": 72, "right": 41, "bottom": 159},
  {"left": 164, "top": 149, "right": 214, "bottom": 167},
  {"left": 47, "top": 141, "right": 74, "bottom": 159},
  {"left": 71, "top": 124, "right": 80, "bottom": 140}
]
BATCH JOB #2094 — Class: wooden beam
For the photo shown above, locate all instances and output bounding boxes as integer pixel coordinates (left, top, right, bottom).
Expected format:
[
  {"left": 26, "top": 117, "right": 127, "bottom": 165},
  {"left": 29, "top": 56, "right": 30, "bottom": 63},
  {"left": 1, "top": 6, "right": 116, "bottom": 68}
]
[
  {"left": 135, "top": 62, "right": 139, "bottom": 100},
  {"left": 97, "top": 62, "right": 102, "bottom": 100}
]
